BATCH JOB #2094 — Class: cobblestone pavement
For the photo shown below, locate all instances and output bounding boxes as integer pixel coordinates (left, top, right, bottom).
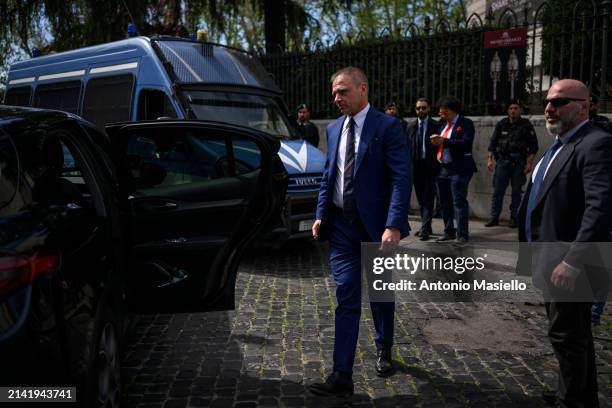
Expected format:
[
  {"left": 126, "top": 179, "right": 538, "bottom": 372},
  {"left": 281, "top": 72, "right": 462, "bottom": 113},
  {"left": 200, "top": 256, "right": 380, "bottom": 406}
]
[{"left": 122, "top": 238, "right": 612, "bottom": 408}]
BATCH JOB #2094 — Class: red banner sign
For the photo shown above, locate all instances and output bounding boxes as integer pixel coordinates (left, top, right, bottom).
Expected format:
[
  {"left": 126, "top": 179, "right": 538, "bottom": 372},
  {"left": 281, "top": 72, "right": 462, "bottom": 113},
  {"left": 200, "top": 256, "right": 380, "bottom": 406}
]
[{"left": 484, "top": 27, "right": 528, "bottom": 49}]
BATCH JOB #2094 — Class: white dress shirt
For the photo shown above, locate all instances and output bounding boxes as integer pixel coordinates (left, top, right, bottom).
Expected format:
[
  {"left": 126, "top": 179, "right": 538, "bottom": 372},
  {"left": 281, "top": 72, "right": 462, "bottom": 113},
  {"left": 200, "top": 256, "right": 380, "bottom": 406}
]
[
  {"left": 333, "top": 103, "right": 370, "bottom": 208},
  {"left": 417, "top": 117, "right": 427, "bottom": 159}
]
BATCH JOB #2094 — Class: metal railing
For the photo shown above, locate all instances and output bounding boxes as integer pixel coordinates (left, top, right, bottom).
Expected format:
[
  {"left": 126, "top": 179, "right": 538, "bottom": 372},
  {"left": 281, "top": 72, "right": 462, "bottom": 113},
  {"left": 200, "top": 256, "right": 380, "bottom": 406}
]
[{"left": 260, "top": 0, "right": 611, "bottom": 118}]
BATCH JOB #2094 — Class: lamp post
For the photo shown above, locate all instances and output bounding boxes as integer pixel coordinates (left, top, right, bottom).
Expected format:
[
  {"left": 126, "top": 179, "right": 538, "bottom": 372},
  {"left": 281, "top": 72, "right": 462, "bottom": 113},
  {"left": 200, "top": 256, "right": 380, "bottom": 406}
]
[
  {"left": 491, "top": 51, "right": 502, "bottom": 101},
  {"left": 508, "top": 49, "right": 519, "bottom": 100}
]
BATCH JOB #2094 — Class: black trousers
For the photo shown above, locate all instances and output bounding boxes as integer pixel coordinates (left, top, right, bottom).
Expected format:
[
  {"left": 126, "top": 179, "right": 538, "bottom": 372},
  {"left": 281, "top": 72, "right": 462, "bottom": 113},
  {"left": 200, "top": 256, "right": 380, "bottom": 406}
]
[
  {"left": 413, "top": 162, "right": 436, "bottom": 234},
  {"left": 545, "top": 302, "right": 599, "bottom": 408}
]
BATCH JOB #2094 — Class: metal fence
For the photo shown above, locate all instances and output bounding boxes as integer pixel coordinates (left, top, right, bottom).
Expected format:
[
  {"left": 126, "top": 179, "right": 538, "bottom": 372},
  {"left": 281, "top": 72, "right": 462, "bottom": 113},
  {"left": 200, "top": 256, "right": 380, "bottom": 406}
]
[{"left": 260, "top": 0, "right": 611, "bottom": 118}]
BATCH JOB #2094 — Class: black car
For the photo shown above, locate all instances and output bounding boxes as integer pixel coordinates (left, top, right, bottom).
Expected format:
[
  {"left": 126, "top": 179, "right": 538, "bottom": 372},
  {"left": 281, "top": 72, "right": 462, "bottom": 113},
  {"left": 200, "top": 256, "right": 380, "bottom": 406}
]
[{"left": 0, "top": 106, "right": 286, "bottom": 407}]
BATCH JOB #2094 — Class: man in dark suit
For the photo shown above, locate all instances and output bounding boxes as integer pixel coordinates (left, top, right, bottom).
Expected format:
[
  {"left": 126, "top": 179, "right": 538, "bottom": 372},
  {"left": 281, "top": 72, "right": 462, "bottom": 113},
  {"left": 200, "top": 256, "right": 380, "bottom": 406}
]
[
  {"left": 430, "top": 96, "right": 477, "bottom": 243},
  {"left": 518, "top": 79, "right": 612, "bottom": 408},
  {"left": 407, "top": 97, "right": 439, "bottom": 240},
  {"left": 310, "top": 67, "right": 410, "bottom": 397}
]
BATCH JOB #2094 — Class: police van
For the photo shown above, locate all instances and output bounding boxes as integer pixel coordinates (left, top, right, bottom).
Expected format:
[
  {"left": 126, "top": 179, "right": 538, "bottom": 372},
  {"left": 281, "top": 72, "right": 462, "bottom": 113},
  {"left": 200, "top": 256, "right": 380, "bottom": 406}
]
[{"left": 3, "top": 36, "right": 325, "bottom": 243}]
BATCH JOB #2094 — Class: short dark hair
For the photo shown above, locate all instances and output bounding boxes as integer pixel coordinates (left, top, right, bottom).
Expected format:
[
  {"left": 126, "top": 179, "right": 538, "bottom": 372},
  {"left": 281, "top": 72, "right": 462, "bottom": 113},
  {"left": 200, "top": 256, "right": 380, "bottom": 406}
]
[
  {"left": 507, "top": 100, "right": 522, "bottom": 109},
  {"left": 296, "top": 104, "right": 309, "bottom": 112},
  {"left": 384, "top": 101, "right": 397, "bottom": 110},
  {"left": 330, "top": 66, "right": 369, "bottom": 87},
  {"left": 416, "top": 97, "right": 430, "bottom": 105},
  {"left": 590, "top": 94, "right": 599, "bottom": 104},
  {"left": 436, "top": 96, "right": 461, "bottom": 113}
]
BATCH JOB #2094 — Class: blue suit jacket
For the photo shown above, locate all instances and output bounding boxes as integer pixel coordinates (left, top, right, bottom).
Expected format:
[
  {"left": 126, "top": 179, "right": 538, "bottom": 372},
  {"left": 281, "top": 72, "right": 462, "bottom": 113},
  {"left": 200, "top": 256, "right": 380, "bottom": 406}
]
[
  {"left": 438, "top": 115, "right": 478, "bottom": 175},
  {"left": 316, "top": 107, "right": 411, "bottom": 241}
]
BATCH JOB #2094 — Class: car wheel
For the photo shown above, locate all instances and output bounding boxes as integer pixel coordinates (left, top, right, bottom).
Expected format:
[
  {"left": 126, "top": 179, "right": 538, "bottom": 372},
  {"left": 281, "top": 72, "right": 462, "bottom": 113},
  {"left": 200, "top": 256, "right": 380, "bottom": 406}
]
[
  {"left": 94, "top": 320, "right": 121, "bottom": 407},
  {"left": 85, "top": 291, "right": 122, "bottom": 408}
]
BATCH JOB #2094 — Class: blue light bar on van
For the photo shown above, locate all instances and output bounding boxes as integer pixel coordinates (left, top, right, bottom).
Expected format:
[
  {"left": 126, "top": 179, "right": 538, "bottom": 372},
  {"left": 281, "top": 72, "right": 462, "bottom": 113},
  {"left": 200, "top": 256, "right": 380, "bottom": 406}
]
[{"left": 127, "top": 23, "right": 138, "bottom": 37}]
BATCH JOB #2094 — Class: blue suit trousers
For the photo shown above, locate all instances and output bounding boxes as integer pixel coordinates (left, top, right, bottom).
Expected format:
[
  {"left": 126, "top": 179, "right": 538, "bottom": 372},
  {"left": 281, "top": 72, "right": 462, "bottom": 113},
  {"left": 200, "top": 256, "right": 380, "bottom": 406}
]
[{"left": 328, "top": 206, "right": 395, "bottom": 374}]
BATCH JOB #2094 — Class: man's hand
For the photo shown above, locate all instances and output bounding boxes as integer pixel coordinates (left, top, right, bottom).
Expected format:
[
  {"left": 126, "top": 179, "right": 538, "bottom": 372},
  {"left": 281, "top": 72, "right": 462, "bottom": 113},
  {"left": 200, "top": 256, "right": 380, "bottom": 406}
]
[
  {"left": 523, "top": 162, "right": 534, "bottom": 174},
  {"left": 380, "top": 227, "right": 400, "bottom": 251},
  {"left": 550, "top": 262, "right": 579, "bottom": 291},
  {"left": 487, "top": 157, "right": 494, "bottom": 172},
  {"left": 312, "top": 219, "right": 322, "bottom": 240},
  {"left": 430, "top": 134, "right": 443, "bottom": 146}
]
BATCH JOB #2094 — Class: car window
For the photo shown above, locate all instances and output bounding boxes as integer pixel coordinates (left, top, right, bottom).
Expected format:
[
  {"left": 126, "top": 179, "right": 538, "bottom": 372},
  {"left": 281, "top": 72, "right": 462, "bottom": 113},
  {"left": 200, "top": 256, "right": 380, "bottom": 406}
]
[
  {"left": 0, "top": 127, "right": 99, "bottom": 252},
  {"left": 232, "top": 140, "right": 261, "bottom": 175},
  {"left": 0, "top": 132, "right": 24, "bottom": 217},
  {"left": 123, "top": 129, "right": 261, "bottom": 193}
]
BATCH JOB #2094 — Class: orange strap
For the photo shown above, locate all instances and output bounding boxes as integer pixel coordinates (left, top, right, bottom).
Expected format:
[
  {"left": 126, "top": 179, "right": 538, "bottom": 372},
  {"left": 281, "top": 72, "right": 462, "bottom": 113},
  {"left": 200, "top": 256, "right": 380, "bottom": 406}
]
[{"left": 436, "top": 123, "right": 453, "bottom": 161}]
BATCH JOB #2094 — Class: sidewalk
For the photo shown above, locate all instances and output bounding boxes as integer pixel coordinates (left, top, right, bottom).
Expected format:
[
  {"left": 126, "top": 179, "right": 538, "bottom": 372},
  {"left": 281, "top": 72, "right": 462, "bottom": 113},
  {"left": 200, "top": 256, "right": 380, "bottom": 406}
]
[
  {"left": 121, "top": 234, "right": 612, "bottom": 408},
  {"left": 406, "top": 214, "right": 519, "bottom": 243},
  {"left": 403, "top": 215, "right": 520, "bottom": 273}
]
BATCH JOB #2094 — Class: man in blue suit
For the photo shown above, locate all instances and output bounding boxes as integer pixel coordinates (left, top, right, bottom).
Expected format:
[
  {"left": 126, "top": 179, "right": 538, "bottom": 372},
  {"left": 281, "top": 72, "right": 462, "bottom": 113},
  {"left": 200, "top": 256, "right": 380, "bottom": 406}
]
[
  {"left": 309, "top": 67, "right": 411, "bottom": 397},
  {"left": 430, "top": 96, "right": 477, "bottom": 243}
]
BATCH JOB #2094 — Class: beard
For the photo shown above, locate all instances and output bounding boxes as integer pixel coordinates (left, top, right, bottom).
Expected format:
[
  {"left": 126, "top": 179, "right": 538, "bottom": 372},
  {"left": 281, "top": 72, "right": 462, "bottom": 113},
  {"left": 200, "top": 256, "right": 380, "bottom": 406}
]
[{"left": 545, "top": 104, "right": 581, "bottom": 136}]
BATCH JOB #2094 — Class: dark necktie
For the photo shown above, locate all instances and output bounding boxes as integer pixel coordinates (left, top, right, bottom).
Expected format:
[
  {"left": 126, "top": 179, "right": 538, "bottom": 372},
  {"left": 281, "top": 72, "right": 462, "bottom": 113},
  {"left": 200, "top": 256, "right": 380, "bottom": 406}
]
[
  {"left": 525, "top": 138, "right": 563, "bottom": 241},
  {"left": 343, "top": 118, "right": 357, "bottom": 222},
  {"left": 419, "top": 120, "right": 426, "bottom": 159}
]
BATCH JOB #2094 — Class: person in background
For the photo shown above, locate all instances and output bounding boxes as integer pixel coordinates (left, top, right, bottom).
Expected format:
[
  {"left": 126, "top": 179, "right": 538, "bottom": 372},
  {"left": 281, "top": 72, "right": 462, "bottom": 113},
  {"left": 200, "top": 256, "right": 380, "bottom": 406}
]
[
  {"left": 430, "top": 96, "right": 477, "bottom": 244},
  {"left": 486, "top": 100, "right": 538, "bottom": 228},
  {"left": 407, "top": 98, "right": 439, "bottom": 240},
  {"left": 384, "top": 102, "right": 408, "bottom": 133},
  {"left": 296, "top": 104, "right": 320, "bottom": 147}
]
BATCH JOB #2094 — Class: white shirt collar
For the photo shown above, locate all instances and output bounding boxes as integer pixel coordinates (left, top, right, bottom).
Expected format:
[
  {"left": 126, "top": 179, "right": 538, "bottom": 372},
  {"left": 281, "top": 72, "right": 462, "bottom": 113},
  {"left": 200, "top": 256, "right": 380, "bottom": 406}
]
[{"left": 345, "top": 103, "right": 370, "bottom": 129}]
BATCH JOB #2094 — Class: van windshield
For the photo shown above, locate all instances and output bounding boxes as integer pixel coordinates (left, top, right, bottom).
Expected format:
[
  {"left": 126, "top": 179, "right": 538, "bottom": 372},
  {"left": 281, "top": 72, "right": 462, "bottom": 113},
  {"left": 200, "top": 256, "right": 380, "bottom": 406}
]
[{"left": 183, "top": 90, "right": 295, "bottom": 138}]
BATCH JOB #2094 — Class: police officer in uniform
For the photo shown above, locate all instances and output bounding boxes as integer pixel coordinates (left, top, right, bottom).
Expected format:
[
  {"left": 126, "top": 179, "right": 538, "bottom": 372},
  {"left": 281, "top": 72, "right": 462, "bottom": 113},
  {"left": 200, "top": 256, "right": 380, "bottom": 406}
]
[
  {"left": 384, "top": 102, "right": 408, "bottom": 134},
  {"left": 296, "top": 104, "right": 320, "bottom": 147},
  {"left": 486, "top": 100, "right": 538, "bottom": 227}
]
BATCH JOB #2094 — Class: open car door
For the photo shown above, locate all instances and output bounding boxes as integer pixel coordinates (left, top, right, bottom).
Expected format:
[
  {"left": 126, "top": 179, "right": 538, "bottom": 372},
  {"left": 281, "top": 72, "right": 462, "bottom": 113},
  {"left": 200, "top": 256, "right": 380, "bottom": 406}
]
[{"left": 105, "top": 121, "right": 287, "bottom": 312}]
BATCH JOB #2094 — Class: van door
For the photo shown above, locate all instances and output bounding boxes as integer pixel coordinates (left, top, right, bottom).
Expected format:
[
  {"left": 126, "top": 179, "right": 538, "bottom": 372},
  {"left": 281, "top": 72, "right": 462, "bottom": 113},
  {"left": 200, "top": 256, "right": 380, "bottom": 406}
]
[{"left": 105, "top": 121, "right": 287, "bottom": 312}]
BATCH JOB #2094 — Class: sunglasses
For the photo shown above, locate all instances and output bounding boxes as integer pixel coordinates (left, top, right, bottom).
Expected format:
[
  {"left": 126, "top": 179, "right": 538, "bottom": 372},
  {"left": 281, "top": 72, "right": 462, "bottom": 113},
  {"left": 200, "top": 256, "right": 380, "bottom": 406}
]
[
  {"left": 543, "top": 97, "right": 586, "bottom": 108},
  {"left": 415, "top": 106, "right": 428, "bottom": 110}
]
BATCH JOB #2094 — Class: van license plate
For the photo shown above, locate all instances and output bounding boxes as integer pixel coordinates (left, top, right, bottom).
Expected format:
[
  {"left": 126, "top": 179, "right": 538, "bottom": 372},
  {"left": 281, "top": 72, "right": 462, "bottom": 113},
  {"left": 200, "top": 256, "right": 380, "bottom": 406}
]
[{"left": 298, "top": 220, "right": 314, "bottom": 232}]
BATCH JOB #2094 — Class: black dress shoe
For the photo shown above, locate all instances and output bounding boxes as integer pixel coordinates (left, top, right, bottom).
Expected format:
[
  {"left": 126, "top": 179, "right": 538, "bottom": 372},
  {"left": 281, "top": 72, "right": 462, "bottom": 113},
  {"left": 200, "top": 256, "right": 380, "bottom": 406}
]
[
  {"left": 414, "top": 230, "right": 422, "bottom": 237},
  {"left": 455, "top": 237, "right": 468, "bottom": 245},
  {"left": 375, "top": 349, "right": 394, "bottom": 377},
  {"left": 485, "top": 218, "right": 499, "bottom": 227},
  {"left": 541, "top": 389, "right": 557, "bottom": 405},
  {"left": 435, "top": 233, "right": 456, "bottom": 242},
  {"left": 309, "top": 372, "right": 354, "bottom": 397},
  {"left": 420, "top": 232, "right": 430, "bottom": 241}
]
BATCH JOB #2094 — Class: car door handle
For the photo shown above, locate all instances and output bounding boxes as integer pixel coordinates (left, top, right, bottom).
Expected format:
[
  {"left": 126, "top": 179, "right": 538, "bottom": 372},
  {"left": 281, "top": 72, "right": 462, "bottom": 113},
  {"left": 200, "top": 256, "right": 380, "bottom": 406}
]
[{"left": 152, "top": 201, "right": 178, "bottom": 210}]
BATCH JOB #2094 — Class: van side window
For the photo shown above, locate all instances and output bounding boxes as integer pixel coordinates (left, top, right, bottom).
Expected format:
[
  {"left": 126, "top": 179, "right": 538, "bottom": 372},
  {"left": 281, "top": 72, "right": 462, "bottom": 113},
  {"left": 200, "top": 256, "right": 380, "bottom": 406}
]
[
  {"left": 82, "top": 74, "right": 134, "bottom": 130},
  {"left": 137, "top": 90, "right": 177, "bottom": 120},
  {"left": 34, "top": 81, "right": 81, "bottom": 114},
  {"left": 4, "top": 86, "right": 32, "bottom": 107}
]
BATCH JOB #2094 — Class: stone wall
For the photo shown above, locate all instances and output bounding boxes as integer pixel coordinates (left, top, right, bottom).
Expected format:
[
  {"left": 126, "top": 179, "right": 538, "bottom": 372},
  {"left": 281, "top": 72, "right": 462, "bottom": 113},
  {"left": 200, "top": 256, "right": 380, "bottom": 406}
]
[{"left": 311, "top": 114, "right": 612, "bottom": 220}]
